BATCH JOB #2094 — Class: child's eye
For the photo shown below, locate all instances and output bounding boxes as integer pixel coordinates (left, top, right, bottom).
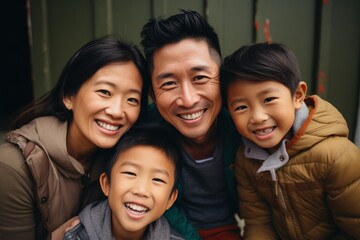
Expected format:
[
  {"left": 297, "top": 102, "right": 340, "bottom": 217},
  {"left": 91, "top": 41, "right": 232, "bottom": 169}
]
[
  {"left": 97, "top": 89, "right": 111, "bottom": 96},
  {"left": 234, "top": 105, "right": 247, "bottom": 111},
  {"left": 121, "top": 171, "right": 136, "bottom": 176},
  {"left": 153, "top": 178, "right": 166, "bottom": 184},
  {"left": 264, "top": 97, "right": 276, "bottom": 103}
]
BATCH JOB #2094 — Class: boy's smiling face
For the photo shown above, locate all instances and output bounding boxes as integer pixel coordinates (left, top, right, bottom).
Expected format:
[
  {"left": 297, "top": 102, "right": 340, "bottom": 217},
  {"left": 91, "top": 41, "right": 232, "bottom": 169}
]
[
  {"left": 100, "top": 145, "right": 178, "bottom": 239},
  {"left": 227, "top": 79, "right": 305, "bottom": 152}
]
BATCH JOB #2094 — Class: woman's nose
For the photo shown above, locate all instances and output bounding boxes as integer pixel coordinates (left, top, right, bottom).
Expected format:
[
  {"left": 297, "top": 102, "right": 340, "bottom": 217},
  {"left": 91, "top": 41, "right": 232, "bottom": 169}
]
[{"left": 105, "top": 100, "right": 125, "bottom": 118}]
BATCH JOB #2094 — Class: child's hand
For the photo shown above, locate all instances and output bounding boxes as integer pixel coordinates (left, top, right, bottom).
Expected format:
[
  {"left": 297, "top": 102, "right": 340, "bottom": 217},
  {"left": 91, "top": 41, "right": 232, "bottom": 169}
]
[{"left": 51, "top": 216, "right": 80, "bottom": 240}]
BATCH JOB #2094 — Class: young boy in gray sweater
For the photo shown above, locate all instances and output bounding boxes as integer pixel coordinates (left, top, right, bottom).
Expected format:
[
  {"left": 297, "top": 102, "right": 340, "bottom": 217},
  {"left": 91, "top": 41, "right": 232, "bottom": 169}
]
[{"left": 64, "top": 124, "right": 184, "bottom": 240}]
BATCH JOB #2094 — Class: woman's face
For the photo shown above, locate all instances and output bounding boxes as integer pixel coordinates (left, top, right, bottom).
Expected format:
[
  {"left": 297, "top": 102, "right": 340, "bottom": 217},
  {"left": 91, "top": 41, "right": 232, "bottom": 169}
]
[{"left": 64, "top": 62, "right": 143, "bottom": 159}]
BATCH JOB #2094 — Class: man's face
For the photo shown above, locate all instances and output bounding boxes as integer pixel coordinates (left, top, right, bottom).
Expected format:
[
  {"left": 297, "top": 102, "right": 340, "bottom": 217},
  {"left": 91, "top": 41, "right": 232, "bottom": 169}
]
[{"left": 151, "top": 39, "right": 221, "bottom": 143}]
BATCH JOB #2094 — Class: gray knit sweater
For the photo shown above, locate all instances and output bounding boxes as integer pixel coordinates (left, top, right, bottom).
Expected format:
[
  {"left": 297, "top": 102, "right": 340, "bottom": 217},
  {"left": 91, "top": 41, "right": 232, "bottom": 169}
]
[{"left": 63, "top": 200, "right": 184, "bottom": 240}]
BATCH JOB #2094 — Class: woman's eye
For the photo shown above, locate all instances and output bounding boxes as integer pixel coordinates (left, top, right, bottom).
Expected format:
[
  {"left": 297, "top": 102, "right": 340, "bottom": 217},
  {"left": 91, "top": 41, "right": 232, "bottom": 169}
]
[
  {"left": 153, "top": 178, "right": 166, "bottom": 184},
  {"left": 127, "top": 97, "right": 140, "bottom": 105},
  {"left": 97, "top": 89, "right": 111, "bottom": 96}
]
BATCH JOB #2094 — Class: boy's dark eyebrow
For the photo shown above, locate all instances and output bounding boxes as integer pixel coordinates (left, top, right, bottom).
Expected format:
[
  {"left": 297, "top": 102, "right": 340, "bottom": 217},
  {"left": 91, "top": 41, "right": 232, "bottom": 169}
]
[
  {"left": 152, "top": 168, "right": 170, "bottom": 177},
  {"left": 228, "top": 86, "right": 281, "bottom": 105},
  {"left": 120, "top": 161, "right": 170, "bottom": 177}
]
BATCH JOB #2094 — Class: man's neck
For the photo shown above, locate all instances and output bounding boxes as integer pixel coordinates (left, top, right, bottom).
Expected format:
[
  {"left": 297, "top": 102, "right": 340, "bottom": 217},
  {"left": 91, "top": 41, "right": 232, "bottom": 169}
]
[{"left": 181, "top": 124, "right": 219, "bottom": 160}]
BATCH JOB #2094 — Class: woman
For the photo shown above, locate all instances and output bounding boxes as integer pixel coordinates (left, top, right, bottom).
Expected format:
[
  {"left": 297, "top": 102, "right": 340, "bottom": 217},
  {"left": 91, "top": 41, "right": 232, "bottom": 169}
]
[{"left": 0, "top": 35, "right": 149, "bottom": 240}]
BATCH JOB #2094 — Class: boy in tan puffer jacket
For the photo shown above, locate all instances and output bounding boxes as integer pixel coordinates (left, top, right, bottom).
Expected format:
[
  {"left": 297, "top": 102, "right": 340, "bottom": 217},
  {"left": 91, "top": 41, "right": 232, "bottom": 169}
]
[{"left": 221, "top": 42, "right": 360, "bottom": 239}]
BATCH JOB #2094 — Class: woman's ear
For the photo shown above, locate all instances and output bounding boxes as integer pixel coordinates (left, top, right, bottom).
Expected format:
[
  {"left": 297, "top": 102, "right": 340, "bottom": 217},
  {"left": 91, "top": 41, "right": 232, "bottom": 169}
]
[
  {"left": 99, "top": 172, "right": 110, "bottom": 196},
  {"left": 63, "top": 96, "right": 73, "bottom": 110},
  {"left": 294, "top": 81, "right": 307, "bottom": 109},
  {"left": 166, "top": 189, "right": 178, "bottom": 210}
]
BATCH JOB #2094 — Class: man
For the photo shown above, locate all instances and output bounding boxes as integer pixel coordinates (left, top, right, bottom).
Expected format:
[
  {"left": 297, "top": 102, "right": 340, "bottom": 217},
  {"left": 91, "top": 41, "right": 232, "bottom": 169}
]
[{"left": 141, "top": 10, "right": 242, "bottom": 240}]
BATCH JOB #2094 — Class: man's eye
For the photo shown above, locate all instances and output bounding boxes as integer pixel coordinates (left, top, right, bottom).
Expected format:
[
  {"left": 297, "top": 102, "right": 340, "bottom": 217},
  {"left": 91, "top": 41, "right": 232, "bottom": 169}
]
[
  {"left": 194, "top": 75, "right": 209, "bottom": 81},
  {"left": 160, "top": 81, "right": 176, "bottom": 88}
]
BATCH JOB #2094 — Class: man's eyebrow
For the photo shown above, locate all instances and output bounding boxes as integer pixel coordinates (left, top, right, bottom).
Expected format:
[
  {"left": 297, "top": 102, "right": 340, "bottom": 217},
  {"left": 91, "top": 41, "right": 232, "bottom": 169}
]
[
  {"left": 190, "top": 65, "right": 211, "bottom": 72},
  {"left": 155, "top": 72, "right": 174, "bottom": 81},
  {"left": 155, "top": 65, "right": 212, "bottom": 81}
]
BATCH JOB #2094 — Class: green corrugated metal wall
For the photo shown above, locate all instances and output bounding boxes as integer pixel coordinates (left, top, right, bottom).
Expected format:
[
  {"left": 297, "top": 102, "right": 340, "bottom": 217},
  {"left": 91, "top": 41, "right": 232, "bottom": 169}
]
[{"left": 28, "top": 0, "right": 360, "bottom": 140}]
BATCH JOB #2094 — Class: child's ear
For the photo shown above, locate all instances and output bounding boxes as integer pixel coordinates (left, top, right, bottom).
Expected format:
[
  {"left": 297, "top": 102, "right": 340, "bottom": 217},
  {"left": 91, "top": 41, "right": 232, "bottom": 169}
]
[
  {"left": 166, "top": 189, "right": 178, "bottom": 210},
  {"left": 99, "top": 172, "right": 110, "bottom": 196},
  {"left": 294, "top": 81, "right": 307, "bottom": 109}
]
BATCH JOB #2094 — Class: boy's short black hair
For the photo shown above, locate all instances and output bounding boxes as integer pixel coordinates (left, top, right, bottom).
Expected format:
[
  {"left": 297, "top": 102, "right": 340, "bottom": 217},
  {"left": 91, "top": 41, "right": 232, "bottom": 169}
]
[
  {"left": 105, "top": 123, "right": 182, "bottom": 193},
  {"left": 221, "top": 42, "right": 302, "bottom": 106},
  {"left": 141, "top": 9, "right": 222, "bottom": 74}
]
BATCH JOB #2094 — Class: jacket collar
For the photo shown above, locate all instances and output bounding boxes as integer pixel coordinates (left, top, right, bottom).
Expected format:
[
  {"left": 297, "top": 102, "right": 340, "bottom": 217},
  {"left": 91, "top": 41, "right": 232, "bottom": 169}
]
[
  {"left": 10, "top": 116, "right": 85, "bottom": 178},
  {"left": 243, "top": 102, "right": 309, "bottom": 181}
]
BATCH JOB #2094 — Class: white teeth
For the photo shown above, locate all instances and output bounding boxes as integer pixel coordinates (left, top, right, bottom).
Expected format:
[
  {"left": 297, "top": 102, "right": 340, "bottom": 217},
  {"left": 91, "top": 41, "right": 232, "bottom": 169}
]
[
  {"left": 255, "top": 127, "right": 274, "bottom": 135},
  {"left": 125, "top": 203, "right": 149, "bottom": 215},
  {"left": 96, "top": 120, "right": 119, "bottom": 131},
  {"left": 180, "top": 110, "right": 204, "bottom": 120}
]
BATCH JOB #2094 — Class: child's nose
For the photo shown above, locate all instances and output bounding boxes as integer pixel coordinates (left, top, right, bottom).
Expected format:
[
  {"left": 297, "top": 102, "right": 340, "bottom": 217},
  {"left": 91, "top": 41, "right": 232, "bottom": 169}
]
[
  {"left": 131, "top": 179, "right": 150, "bottom": 198},
  {"left": 250, "top": 108, "right": 268, "bottom": 123}
]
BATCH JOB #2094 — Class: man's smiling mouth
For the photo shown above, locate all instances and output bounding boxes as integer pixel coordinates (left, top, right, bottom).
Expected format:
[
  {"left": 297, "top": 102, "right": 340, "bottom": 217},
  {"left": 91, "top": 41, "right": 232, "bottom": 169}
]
[{"left": 179, "top": 110, "right": 205, "bottom": 120}]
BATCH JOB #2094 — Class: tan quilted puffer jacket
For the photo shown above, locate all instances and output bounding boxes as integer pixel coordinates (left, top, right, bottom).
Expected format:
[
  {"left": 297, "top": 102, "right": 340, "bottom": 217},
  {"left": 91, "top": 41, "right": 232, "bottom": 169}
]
[{"left": 236, "top": 95, "right": 360, "bottom": 240}]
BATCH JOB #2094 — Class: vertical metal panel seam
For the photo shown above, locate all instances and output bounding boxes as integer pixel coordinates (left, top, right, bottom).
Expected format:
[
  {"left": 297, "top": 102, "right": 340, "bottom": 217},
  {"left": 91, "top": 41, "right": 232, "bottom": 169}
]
[{"left": 40, "top": 0, "right": 51, "bottom": 92}]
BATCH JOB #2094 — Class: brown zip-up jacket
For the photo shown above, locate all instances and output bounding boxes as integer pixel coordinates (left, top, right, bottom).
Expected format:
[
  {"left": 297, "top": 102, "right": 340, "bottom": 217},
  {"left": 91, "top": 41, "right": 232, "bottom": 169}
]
[
  {"left": 236, "top": 96, "right": 360, "bottom": 239},
  {"left": 0, "top": 117, "right": 106, "bottom": 240}
]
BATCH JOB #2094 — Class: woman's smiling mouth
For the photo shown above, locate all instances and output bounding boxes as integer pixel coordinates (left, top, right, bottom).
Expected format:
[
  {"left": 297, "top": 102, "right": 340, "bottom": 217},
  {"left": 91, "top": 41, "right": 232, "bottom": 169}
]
[{"left": 96, "top": 120, "right": 120, "bottom": 131}]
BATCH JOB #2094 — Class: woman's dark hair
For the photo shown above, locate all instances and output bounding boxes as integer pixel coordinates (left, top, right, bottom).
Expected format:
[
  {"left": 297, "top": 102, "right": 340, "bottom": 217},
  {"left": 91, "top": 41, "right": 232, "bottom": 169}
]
[
  {"left": 105, "top": 123, "right": 182, "bottom": 193},
  {"left": 221, "top": 42, "right": 301, "bottom": 106},
  {"left": 11, "top": 35, "right": 148, "bottom": 129}
]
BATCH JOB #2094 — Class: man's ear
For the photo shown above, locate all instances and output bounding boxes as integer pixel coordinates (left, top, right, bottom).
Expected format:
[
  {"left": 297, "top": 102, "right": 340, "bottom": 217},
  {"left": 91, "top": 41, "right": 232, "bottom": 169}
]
[
  {"left": 294, "top": 81, "right": 307, "bottom": 109},
  {"left": 166, "top": 189, "right": 178, "bottom": 210},
  {"left": 99, "top": 172, "right": 110, "bottom": 196}
]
